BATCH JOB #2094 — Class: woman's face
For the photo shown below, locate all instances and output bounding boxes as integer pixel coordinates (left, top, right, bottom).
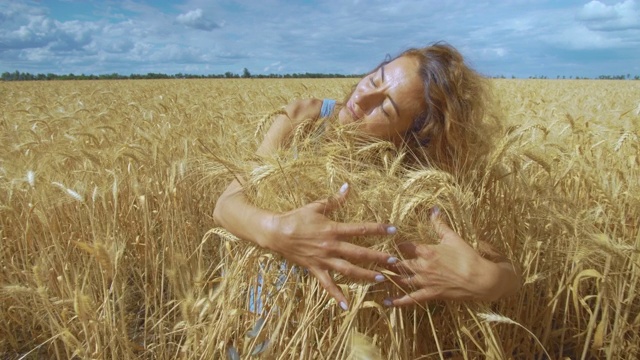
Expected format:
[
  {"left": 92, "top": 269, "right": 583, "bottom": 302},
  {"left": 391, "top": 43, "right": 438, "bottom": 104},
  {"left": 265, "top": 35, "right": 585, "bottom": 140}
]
[{"left": 338, "top": 55, "right": 426, "bottom": 145}]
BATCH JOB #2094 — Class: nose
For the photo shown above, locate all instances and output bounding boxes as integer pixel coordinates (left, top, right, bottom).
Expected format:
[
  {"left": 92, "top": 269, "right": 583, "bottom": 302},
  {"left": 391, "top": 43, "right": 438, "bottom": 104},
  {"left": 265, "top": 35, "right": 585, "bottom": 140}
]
[{"left": 353, "top": 87, "right": 384, "bottom": 115}]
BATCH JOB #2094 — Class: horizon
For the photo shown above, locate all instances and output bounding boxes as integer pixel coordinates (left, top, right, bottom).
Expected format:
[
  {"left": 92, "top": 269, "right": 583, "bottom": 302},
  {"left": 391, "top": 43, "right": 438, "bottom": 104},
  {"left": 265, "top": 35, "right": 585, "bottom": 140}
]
[{"left": 2, "top": 69, "right": 639, "bottom": 81}]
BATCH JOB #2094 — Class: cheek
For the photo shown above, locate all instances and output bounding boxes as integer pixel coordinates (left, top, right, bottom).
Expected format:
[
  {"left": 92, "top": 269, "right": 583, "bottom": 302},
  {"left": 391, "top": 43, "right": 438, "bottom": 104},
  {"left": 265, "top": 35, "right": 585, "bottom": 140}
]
[
  {"left": 361, "top": 116, "right": 399, "bottom": 139},
  {"left": 372, "top": 117, "right": 413, "bottom": 144}
]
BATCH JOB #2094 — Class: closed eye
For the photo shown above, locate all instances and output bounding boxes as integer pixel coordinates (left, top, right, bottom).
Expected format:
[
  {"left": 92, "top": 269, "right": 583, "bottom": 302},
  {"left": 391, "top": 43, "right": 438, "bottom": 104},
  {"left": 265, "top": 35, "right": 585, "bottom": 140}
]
[{"left": 381, "top": 105, "right": 390, "bottom": 117}]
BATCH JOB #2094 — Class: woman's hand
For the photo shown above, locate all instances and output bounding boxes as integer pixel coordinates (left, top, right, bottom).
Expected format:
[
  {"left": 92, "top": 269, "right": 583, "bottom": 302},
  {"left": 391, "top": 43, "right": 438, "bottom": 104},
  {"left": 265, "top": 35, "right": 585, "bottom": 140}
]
[
  {"left": 383, "top": 208, "right": 520, "bottom": 306},
  {"left": 262, "top": 183, "right": 398, "bottom": 310},
  {"left": 214, "top": 100, "right": 399, "bottom": 310}
]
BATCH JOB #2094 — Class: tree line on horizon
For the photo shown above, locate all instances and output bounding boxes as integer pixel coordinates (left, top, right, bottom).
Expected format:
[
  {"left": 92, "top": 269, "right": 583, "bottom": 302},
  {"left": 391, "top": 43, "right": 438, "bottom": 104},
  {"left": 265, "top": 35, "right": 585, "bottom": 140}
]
[
  {"left": 491, "top": 74, "right": 640, "bottom": 80},
  {"left": 0, "top": 68, "right": 361, "bottom": 81},
  {"left": 2, "top": 69, "right": 639, "bottom": 81}
]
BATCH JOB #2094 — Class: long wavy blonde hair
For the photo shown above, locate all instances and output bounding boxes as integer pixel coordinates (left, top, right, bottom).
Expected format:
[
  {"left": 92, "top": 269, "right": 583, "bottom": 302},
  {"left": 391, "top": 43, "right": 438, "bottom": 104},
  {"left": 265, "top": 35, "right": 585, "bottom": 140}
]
[{"left": 381, "top": 42, "right": 502, "bottom": 173}]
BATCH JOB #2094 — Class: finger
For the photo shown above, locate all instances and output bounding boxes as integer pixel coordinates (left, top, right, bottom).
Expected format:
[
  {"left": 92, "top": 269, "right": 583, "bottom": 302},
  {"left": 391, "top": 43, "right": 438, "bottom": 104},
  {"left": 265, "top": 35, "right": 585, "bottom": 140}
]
[
  {"left": 392, "top": 258, "right": 421, "bottom": 275},
  {"left": 334, "top": 222, "right": 396, "bottom": 238},
  {"left": 430, "top": 207, "right": 471, "bottom": 249},
  {"left": 395, "top": 241, "right": 418, "bottom": 258},
  {"left": 310, "top": 268, "right": 350, "bottom": 311},
  {"left": 430, "top": 207, "right": 456, "bottom": 241},
  {"left": 334, "top": 241, "right": 398, "bottom": 266},
  {"left": 384, "top": 262, "right": 413, "bottom": 278},
  {"left": 384, "top": 289, "right": 433, "bottom": 307},
  {"left": 391, "top": 274, "right": 422, "bottom": 289},
  {"left": 326, "top": 182, "right": 350, "bottom": 212},
  {"left": 308, "top": 183, "right": 350, "bottom": 214},
  {"left": 329, "top": 257, "right": 387, "bottom": 283}
]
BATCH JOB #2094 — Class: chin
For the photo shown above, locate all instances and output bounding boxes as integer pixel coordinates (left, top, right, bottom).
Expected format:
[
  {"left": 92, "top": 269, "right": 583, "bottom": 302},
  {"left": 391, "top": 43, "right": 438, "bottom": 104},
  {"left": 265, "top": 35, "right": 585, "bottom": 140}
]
[{"left": 337, "top": 108, "right": 350, "bottom": 125}]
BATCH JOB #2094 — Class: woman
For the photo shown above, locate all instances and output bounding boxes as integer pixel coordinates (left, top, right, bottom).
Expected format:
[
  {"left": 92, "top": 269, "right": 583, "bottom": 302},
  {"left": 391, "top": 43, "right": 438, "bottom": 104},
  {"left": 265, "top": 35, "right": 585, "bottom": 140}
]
[{"left": 213, "top": 42, "right": 521, "bottom": 310}]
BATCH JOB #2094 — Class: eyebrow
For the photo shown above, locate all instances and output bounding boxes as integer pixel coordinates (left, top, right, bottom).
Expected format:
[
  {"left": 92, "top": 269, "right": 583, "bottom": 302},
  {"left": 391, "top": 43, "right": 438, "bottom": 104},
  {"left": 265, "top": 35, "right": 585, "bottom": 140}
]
[{"left": 380, "top": 64, "right": 400, "bottom": 117}]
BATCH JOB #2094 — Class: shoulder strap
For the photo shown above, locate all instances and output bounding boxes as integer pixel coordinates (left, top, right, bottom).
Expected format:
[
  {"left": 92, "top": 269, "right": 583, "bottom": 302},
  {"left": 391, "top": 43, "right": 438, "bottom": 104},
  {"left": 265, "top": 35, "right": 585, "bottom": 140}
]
[{"left": 319, "top": 99, "right": 336, "bottom": 118}]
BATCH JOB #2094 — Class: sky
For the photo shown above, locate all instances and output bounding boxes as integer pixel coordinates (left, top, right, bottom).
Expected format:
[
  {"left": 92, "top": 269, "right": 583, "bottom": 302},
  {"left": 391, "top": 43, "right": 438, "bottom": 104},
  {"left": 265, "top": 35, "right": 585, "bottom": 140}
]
[{"left": 1, "top": 0, "right": 639, "bottom": 78}]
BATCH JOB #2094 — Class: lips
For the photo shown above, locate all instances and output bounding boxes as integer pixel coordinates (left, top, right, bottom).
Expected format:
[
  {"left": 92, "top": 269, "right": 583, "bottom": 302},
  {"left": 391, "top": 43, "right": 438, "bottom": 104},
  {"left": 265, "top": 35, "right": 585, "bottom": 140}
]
[{"left": 347, "top": 102, "right": 359, "bottom": 120}]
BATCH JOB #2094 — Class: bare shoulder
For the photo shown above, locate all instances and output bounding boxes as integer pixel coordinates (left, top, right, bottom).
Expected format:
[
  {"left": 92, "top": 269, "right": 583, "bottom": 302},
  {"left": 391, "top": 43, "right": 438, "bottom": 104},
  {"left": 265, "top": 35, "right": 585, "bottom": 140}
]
[
  {"left": 283, "top": 98, "right": 323, "bottom": 125},
  {"left": 256, "top": 98, "right": 323, "bottom": 155}
]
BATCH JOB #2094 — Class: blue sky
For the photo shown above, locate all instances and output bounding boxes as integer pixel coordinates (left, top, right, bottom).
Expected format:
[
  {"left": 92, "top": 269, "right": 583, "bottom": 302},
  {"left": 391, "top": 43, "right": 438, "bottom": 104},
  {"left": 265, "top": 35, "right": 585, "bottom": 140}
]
[{"left": 1, "top": 0, "right": 639, "bottom": 78}]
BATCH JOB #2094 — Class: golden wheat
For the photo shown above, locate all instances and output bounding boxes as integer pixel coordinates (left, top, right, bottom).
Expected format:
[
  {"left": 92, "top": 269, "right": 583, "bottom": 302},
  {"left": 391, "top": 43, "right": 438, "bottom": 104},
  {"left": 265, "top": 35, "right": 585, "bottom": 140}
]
[{"left": 0, "top": 78, "right": 638, "bottom": 359}]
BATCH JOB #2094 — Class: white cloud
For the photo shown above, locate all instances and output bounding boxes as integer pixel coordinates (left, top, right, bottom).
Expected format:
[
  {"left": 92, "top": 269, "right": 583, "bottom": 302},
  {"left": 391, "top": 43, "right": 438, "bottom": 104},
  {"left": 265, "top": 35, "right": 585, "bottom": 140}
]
[
  {"left": 546, "top": 24, "right": 624, "bottom": 50},
  {"left": 263, "top": 61, "right": 283, "bottom": 73},
  {"left": 0, "top": 9, "right": 96, "bottom": 52},
  {"left": 99, "top": 38, "right": 135, "bottom": 54},
  {"left": 175, "top": 9, "right": 220, "bottom": 31},
  {"left": 577, "top": 0, "right": 640, "bottom": 31},
  {"left": 578, "top": 0, "right": 619, "bottom": 20},
  {"left": 50, "top": 20, "right": 96, "bottom": 51}
]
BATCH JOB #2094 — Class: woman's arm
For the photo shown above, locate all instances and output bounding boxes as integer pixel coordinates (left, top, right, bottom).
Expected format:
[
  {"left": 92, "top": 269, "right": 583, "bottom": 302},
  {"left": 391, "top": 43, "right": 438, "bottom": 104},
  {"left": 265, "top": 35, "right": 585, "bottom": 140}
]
[
  {"left": 213, "top": 99, "right": 398, "bottom": 309},
  {"left": 213, "top": 99, "right": 319, "bottom": 247},
  {"left": 384, "top": 208, "right": 522, "bottom": 306}
]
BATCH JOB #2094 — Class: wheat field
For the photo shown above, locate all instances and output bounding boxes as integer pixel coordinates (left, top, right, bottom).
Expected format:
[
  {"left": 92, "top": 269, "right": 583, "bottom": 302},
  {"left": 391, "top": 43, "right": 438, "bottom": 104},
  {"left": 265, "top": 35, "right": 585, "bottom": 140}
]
[{"left": 0, "top": 78, "right": 638, "bottom": 359}]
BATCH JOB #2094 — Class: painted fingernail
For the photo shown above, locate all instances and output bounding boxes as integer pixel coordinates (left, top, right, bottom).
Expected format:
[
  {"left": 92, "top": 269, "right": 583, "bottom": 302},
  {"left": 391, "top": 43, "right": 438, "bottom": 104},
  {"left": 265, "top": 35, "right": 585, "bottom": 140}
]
[
  {"left": 339, "top": 183, "right": 349, "bottom": 195},
  {"left": 386, "top": 226, "right": 397, "bottom": 235},
  {"left": 431, "top": 206, "right": 440, "bottom": 219},
  {"left": 339, "top": 301, "right": 349, "bottom": 311},
  {"left": 375, "top": 274, "right": 385, "bottom": 282},
  {"left": 387, "top": 256, "right": 398, "bottom": 265},
  {"left": 383, "top": 299, "right": 393, "bottom": 307}
]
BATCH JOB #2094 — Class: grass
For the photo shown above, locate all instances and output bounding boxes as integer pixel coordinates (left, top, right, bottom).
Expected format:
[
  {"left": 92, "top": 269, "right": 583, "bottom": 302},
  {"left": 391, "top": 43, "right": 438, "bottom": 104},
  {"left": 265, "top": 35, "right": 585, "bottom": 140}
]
[{"left": 0, "top": 78, "right": 638, "bottom": 359}]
